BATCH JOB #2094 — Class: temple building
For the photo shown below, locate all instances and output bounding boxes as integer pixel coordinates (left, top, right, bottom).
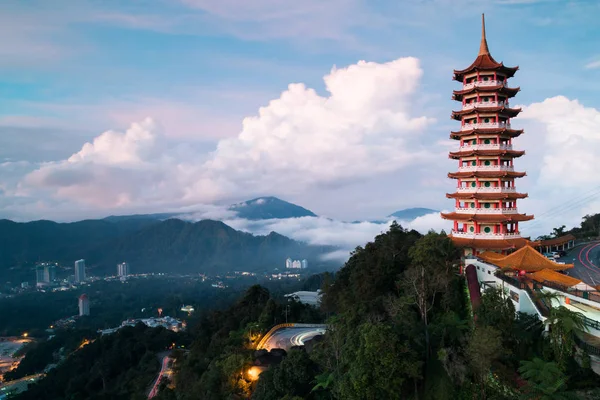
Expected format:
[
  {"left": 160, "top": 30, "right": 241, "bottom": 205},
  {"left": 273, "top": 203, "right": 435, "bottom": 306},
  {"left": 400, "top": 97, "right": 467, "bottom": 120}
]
[{"left": 442, "top": 14, "right": 533, "bottom": 257}]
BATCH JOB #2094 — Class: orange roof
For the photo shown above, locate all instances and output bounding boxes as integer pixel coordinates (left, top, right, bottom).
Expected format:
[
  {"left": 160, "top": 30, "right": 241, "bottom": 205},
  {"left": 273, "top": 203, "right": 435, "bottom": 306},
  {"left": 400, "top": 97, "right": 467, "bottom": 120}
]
[
  {"left": 448, "top": 149, "right": 525, "bottom": 158},
  {"left": 536, "top": 234, "right": 576, "bottom": 247},
  {"left": 441, "top": 212, "right": 533, "bottom": 223},
  {"left": 450, "top": 128, "right": 524, "bottom": 139},
  {"left": 530, "top": 269, "right": 582, "bottom": 287},
  {"left": 479, "top": 251, "right": 504, "bottom": 260},
  {"left": 452, "top": 85, "right": 520, "bottom": 100},
  {"left": 451, "top": 106, "right": 522, "bottom": 119},
  {"left": 446, "top": 192, "right": 528, "bottom": 200},
  {"left": 479, "top": 245, "right": 573, "bottom": 272},
  {"left": 448, "top": 171, "right": 526, "bottom": 179}
]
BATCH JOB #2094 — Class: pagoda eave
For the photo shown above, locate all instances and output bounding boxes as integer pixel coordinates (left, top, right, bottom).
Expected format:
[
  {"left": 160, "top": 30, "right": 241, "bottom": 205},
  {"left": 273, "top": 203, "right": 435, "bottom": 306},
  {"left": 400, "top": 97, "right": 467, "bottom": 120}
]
[
  {"left": 452, "top": 86, "right": 520, "bottom": 100},
  {"left": 441, "top": 212, "right": 534, "bottom": 223},
  {"left": 451, "top": 106, "right": 522, "bottom": 119},
  {"left": 450, "top": 235, "right": 529, "bottom": 250},
  {"left": 449, "top": 149, "right": 525, "bottom": 158},
  {"left": 446, "top": 192, "right": 529, "bottom": 200},
  {"left": 448, "top": 171, "right": 526, "bottom": 179},
  {"left": 450, "top": 128, "right": 524, "bottom": 139}
]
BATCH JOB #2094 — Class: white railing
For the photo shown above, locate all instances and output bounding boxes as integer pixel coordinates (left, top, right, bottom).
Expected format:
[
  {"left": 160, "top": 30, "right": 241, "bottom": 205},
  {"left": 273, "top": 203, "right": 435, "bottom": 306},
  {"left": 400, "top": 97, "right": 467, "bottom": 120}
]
[
  {"left": 458, "top": 143, "right": 513, "bottom": 151},
  {"left": 456, "top": 186, "right": 517, "bottom": 193},
  {"left": 451, "top": 230, "right": 521, "bottom": 240},
  {"left": 461, "top": 122, "right": 511, "bottom": 131},
  {"left": 455, "top": 207, "right": 518, "bottom": 215},
  {"left": 462, "top": 101, "right": 505, "bottom": 111},
  {"left": 458, "top": 165, "right": 514, "bottom": 172},
  {"left": 462, "top": 80, "right": 504, "bottom": 90}
]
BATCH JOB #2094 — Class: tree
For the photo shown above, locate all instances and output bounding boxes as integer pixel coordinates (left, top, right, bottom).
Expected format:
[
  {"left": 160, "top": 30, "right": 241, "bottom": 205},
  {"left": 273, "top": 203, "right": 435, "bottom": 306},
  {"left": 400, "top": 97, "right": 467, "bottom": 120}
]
[
  {"left": 552, "top": 225, "right": 567, "bottom": 238},
  {"left": 466, "top": 326, "right": 503, "bottom": 398},
  {"left": 518, "top": 358, "right": 578, "bottom": 400},
  {"left": 545, "top": 306, "right": 587, "bottom": 369}
]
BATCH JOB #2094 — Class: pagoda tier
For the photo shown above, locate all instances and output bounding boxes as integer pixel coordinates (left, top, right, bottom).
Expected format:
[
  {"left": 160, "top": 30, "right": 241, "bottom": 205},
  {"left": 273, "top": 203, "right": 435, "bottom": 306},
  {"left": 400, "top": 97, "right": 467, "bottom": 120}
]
[
  {"left": 451, "top": 236, "right": 529, "bottom": 251},
  {"left": 448, "top": 171, "right": 526, "bottom": 179},
  {"left": 448, "top": 149, "right": 525, "bottom": 158},
  {"left": 441, "top": 212, "right": 534, "bottom": 223},
  {"left": 452, "top": 85, "right": 520, "bottom": 101},
  {"left": 451, "top": 106, "right": 521, "bottom": 119},
  {"left": 446, "top": 192, "right": 528, "bottom": 200},
  {"left": 450, "top": 128, "right": 524, "bottom": 139},
  {"left": 443, "top": 14, "right": 533, "bottom": 257}
]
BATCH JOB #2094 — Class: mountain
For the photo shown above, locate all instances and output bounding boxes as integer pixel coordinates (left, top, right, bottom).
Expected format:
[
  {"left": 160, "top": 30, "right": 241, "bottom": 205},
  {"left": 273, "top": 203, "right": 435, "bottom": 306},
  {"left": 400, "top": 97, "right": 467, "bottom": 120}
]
[
  {"left": 102, "top": 213, "right": 179, "bottom": 222},
  {"left": 229, "top": 196, "right": 317, "bottom": 220},
  {"left": 0, "top": 218, "right": 333, "bottom": 279},
  {"left": 388, "top": 208, "right": 438, "bottom": 221}
]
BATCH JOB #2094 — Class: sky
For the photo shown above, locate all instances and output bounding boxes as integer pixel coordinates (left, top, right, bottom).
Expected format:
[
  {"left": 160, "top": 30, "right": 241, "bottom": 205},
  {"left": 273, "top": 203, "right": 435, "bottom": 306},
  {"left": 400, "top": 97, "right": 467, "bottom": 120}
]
[{"left": 2, "top": 0, "right": 600, "bottom": 255}]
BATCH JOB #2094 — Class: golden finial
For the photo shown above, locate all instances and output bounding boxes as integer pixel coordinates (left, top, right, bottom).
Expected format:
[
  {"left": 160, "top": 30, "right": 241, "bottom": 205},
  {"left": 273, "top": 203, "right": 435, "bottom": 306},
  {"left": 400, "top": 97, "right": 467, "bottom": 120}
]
[{"left": 479, "top": 13, "right": 490, "bottom": 56}]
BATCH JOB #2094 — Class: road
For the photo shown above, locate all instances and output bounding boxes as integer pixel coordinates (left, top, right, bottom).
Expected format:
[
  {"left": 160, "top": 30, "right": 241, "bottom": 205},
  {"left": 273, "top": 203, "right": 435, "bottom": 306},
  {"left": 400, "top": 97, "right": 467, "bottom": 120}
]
[
  {"left": 148, "top": 353, "right": 171, "bottom": 399},
  {"left": 559, "top": 241, "right": 600, "bottom": 286},
  {"left": 0, "top": 374, "right": 42, "bottom": 396},
  {"left": 260, "top": 326, "right": 327, "bottom": 352}
]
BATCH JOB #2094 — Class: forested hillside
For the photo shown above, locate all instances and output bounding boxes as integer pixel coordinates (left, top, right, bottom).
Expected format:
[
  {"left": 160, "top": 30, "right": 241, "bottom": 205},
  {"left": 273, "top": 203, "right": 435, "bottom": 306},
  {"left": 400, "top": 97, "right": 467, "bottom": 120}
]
[{"left": 0, "top": 218, "right": 333, "bottom": 278}]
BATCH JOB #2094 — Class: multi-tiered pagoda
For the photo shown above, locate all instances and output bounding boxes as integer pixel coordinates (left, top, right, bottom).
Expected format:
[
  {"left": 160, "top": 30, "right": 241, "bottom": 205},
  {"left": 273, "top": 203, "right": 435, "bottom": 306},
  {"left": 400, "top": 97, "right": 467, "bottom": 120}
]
[{"left": 442, "top": 14, "right": 533, "bottom": 257}]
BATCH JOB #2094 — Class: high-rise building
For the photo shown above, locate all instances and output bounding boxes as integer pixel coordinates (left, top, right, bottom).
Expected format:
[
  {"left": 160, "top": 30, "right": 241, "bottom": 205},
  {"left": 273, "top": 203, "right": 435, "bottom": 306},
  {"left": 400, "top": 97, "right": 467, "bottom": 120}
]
[
  {"left": 285, "top": 258, "right": 293, "bottom": 269},
  {"left": 43, "top": 265, "right": 56, "bottom": 282},
  {"left": 75, "top": 259, "right": 86, "bottom": 283},
  {"left": 301, "top": 259, "right": 308, "bottom": 269},
  {"left": 117, "top": 262, "right": 130, "bottom": 278},
  {"left": 441, "top": 14, "right": 533, "bottom": 257},
  {"left": 35, "top": 267, "right": 45, "bottom": 286},
  {"left": 78, "top": 294, "right": 90, "bottom": 316}
]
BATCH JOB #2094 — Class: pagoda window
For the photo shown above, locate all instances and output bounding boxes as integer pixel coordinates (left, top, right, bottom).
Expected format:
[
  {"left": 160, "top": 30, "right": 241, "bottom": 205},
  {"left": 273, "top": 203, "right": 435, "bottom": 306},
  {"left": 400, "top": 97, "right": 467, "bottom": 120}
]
[
  {"left": 471, "top": 182, "right": 476, "bottom": 187},
  {"left": 483, "top": 76, "right": 489, "bottom": 81},
  {"left": 483, "top": 138, "right": 491, "bottom": 144},
  {"left": 469, "top": 226, "right": 475, "bottom": 232},
  {"left": 483, "top": 97, "right": 489, "bottom": 102},
  {"left": 470, "top": 202, "right": 475, "bottom": 208},
  {"left": 484, "top": 203, "right": 491, "bottom": 209},
  {"left": 484, "top": 181, "right": 491, "bottom": 187},
  {"left": 484, "top": 160, "right": 491, "bottom": 166},
  {"left": 472, "top": 139, "right": 477, "bottom": 145},
  {"left": 471, "top": 160, "right": 477, "bottom": 166},
  {"left": 484, "top": 226, "right": 491, "bottom": 233},
  {"left": 484, "top": 118, "right": 490, "bottom": 123}
]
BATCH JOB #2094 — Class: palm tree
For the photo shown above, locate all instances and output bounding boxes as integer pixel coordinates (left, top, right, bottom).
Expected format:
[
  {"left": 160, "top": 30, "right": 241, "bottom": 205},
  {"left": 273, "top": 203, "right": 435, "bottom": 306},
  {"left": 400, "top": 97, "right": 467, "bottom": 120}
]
[
  {"left": 518, "top": 358, "right": 578, "bottom": 400},
  {"left": 544, "top": 306, "right": 588, "bottom": 368}
]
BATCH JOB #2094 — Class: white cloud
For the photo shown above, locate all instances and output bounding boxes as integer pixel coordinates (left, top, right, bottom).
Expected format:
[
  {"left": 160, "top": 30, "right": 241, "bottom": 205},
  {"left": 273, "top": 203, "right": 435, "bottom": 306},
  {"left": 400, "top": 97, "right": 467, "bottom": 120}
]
[
  {"left": 16, "top": 57, "right": 434, "bottom": 214},
  {"left": 584, "top": 60, "right": 600, "bottom": 70}
]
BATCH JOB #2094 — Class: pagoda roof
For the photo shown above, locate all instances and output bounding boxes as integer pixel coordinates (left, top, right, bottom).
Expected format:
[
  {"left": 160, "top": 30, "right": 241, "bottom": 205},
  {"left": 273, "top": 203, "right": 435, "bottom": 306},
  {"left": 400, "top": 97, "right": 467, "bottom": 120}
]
[
  {"left": 535, "top": 234, "right": 577, "bottom": 247},
  {"left": 479, "top": 245, "right": 573, "bottom": 272},
  {"left": 451, "top": 106, "right": 522, "bottom": 119},
  {"left": 448, "top": 149, "right": 525, "bottom": 158},
  {"left": 452, "top": 85, "right": 520, "bottom": 101},
  {"left": 441, "top": 212, "right": 534, "bottom": 223},
  {"left": 448, "top": 170, "right": 526, "bottom": 179},
  {"left": 446, "top": 192, "right": 528, "bottom": 200},
  {"left": 530, "top": 268, "right": 581, "bottom": 287},
  {"left": 451, "top": 236, "right": 530, "bottom": 250},
  {"left": 453, "top": 15, "right": 519, "bottom": 81},
  {"left": 450, "top": 128, "right": 524, "bottom": 139}
]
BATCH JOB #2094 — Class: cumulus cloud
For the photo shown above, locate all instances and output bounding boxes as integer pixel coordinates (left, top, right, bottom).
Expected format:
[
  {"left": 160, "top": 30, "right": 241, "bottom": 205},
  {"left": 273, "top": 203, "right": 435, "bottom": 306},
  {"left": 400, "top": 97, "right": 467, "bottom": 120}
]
[{"left": 17, "top": 57, "right": 434, "bottom": 213}]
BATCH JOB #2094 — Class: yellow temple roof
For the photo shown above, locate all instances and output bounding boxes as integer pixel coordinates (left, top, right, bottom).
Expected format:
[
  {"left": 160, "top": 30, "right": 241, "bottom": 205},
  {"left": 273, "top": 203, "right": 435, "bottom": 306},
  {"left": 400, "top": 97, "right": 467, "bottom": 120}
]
[
  {"left": 479, "top": 245, "right": 573, "bottom": 272},
  {"left": 529, "top": 269, "right": 582, "bottom": 287}
]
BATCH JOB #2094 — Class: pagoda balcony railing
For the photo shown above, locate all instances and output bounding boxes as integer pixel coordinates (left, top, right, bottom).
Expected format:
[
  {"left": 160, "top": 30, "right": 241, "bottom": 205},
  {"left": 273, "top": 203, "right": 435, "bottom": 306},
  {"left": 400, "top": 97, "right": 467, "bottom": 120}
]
[
  {"left": 458, "top": 165, "right": 514, "bottom": 172},
  {"left": 451, "top": 230, "right": 521, "bottom": 240},
  {"left": 462, "top": 80, "right": 504, "bottom": 90},
  {"left": 459, "top": 143, "right": 513, "bottom": 151},
  {"left": 456, "top": 186, "right": 517, "bottom": 193},
  {"left": 455, "top": 207, "right": 519, "bottom": 215},
  {"left": 462, "top": 101, "right": 506, "bottom": 111},
  {"left": 461, "top": 122, "right": 511, "bottom": 131}
]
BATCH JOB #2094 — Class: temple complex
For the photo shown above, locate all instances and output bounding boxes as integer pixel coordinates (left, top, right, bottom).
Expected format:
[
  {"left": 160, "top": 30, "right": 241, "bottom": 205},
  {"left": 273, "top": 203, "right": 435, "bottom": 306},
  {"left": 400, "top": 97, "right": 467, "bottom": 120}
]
[{"left": 442, "top": 14, "right": 533, "bottom": 257}]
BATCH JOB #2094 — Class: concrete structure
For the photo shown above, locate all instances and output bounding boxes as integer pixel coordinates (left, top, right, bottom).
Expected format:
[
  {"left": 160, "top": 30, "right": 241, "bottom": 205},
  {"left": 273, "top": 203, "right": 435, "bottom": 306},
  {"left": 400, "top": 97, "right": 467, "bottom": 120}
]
[
  {"left": 74, "top": 259, "right": 86, "bottom": 283},
  {"left": 78, "top": 294, "right": 90, "bottom": 316},
  {"left": 285, "top": 258, "right": 305, "bottom": 269},
  {"left": 301, "top": 259, "right": 308, "bottom": 269},
  {"left": 117, "top": 262, "right": 130, "bottom": 278},
  {"left": 285, "top": 258, "right": 292, "bottom": 269},
  {"left": 43, "top": 265, "right": 56, "bottom": 283},
  {"left": 284, "top": 290, "right": 322, "bottom": 306},
  {"left": 98, "top": 316, "right": 183, "bottom": 335},
  {"left": 442, "top": 14, "right": 533, "bottom": 257},
  {"left": 535, "top": 234, "right": 577, "bottom": 253},
  {"left": 35, "top": 267, "right": 45, "bottom": 286}
]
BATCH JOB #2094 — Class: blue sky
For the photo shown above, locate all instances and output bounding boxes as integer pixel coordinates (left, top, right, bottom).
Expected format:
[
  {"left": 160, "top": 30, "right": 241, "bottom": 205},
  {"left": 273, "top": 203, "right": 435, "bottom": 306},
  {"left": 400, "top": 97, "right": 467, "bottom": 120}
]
[{"left": 1, "top": 0, "right": 600, "bottom": 240}]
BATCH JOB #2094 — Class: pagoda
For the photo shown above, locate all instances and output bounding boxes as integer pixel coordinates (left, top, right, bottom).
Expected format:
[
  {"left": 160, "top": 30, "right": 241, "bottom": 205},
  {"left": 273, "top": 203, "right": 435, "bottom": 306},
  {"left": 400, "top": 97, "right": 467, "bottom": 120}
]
[{"left": 442, "top": 14, "right": 533, "bottom": 257}]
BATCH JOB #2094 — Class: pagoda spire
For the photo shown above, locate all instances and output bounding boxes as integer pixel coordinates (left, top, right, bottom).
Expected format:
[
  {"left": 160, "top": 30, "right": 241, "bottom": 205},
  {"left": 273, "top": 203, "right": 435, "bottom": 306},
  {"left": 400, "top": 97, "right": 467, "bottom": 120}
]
[{"left": 479, "top": 13, "right": 490, "bottom": 56}]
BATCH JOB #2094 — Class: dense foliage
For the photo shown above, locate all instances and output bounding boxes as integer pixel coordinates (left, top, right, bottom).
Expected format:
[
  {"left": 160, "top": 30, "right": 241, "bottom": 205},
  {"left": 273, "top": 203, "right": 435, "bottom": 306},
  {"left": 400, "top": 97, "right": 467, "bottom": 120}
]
[{"left": 15, "top": 324, "right": 181, "bottom": 400}]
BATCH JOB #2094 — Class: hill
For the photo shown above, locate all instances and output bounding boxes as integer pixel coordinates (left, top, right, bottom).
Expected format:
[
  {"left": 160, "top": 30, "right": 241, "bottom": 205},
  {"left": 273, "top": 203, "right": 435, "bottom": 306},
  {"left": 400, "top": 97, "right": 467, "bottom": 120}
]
[
  {"left": 229, "top": 196, "right": 317, "bottom": 220},
  {"left": 388, "top": 207, "right": 438, "bottom": 221},
  {"left": 0, "top": 218, "right": 334, "bottom": 280}
]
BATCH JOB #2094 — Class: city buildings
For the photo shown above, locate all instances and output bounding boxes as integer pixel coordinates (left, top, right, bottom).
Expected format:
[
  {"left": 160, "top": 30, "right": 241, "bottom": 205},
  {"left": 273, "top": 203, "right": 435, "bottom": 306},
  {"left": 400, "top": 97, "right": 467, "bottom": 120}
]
[
  {"left": 74, "top": 259, "right": 86, "bottom": 283},
  {"left": 442, "top": 14, "right": 533, "bottom": 257},
  {"left": 78, "top": 294, "right": 90, "bottom": 316},
  {"left": 285, "top": 258, "right": 307, "bottom": 269},
  {"left": 98, "top": 316, "right": 183, "bottom": 335},
  {"left": 43, "top": 265, "right": 56, "bottom": 283},
  {"left": 117, "top": 262, "right": 130, "bottom": 278},
  {"left": 35, "top": 267, "right": 45, "bottom": 286}
]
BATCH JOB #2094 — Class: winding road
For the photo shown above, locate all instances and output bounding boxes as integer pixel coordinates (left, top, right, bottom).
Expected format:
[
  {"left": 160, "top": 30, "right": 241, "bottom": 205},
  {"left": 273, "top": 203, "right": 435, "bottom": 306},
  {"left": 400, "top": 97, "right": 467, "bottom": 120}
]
[
  {"left": 560, "top": 241, "right": 600, "bottom": 286},
  {"left": 260, "top": 326, "right": 327, "bottom": 352},
  {"left": 148, "top": 353, "right": 171, "bottom": 399}
]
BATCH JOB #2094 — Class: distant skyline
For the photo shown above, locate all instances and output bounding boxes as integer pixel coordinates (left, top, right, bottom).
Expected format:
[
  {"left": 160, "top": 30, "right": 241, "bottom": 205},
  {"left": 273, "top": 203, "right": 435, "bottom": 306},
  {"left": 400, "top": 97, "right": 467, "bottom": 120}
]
[{"left": 2, "top": 0, "right": 600, "bottom": 239}]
